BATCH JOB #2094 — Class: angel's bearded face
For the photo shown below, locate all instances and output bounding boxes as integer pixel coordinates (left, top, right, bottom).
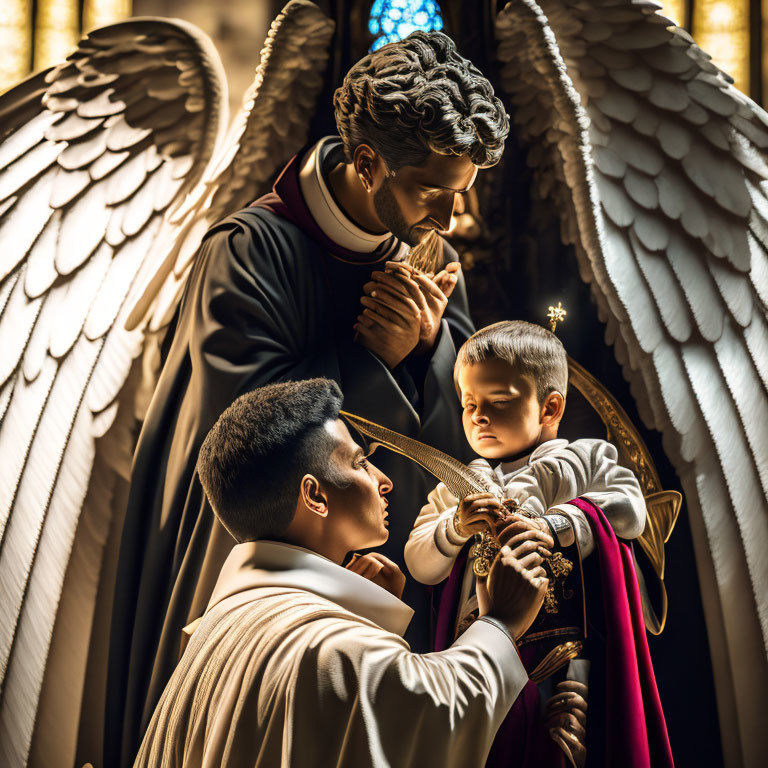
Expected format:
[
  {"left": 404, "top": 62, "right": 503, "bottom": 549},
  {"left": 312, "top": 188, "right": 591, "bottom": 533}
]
[{"left": 372, "top": 151, "right": 478, "bottom": 246}]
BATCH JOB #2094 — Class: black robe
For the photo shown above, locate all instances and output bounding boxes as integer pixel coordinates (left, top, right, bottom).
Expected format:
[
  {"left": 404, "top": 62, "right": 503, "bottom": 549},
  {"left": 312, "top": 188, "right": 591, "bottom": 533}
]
[{"left": 105, "top": 147, "right": 474, "bottom": 767}]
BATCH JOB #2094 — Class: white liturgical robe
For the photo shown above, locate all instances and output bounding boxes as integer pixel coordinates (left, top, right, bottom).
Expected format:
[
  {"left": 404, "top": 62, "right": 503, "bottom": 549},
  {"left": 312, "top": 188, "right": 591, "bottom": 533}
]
[{"left": 133, "top": 540, "right": 529, "bottom": 768}]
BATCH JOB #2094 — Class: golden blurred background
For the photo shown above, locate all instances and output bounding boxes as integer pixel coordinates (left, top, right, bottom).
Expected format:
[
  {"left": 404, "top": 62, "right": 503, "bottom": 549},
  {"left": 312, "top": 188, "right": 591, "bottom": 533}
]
[
  {"left": 0, "top": 0, "right": 766, "bottom": 111},
  {"left": 1, "top": 1, "right": 130, "bottom": 86},
  {"left": 0, "top": 0, "right": 273, "bottom": 119}
]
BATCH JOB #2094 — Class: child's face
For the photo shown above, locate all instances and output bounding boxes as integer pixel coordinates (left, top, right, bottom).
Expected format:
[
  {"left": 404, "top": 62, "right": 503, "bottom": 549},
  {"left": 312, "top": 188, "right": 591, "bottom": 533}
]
[{"left": 458, "top": 358, "right": 544, "bottom": 461}]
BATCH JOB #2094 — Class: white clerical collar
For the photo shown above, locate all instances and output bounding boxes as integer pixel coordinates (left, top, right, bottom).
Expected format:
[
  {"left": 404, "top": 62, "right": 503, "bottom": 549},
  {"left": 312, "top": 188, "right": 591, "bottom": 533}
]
[
  {"left": 299, "top": 136, "right": 398, "bottom": 254},
  {"left": 496, "top": 438, "right": 570, "bottom": 480},
  {"left": 207, "top": 539, "right": 414, "bottom": 636}
]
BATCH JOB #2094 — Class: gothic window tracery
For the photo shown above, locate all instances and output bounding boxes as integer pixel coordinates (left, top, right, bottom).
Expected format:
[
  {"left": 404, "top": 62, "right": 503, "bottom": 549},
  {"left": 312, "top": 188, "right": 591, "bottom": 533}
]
[
  {"left": 0, "top": 0, "right": 132, "bottom": 92},
  {"left": 368, "top": 0, "right": 444, "bottom": 51}
]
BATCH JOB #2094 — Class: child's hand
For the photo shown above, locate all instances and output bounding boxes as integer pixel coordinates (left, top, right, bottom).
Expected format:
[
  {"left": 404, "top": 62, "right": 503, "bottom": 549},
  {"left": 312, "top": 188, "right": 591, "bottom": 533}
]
[
  {"left": 346, "top": 553, "right": 406, "bottom": 599},
  {"left": 456, "top": 493, "right": 506, "bottom": 536}
]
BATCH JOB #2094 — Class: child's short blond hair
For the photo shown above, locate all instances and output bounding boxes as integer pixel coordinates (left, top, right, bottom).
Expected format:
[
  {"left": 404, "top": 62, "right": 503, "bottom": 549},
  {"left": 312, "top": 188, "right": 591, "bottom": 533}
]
[{"left": 455, "top": 320, "right": 568, "bottom": 402}]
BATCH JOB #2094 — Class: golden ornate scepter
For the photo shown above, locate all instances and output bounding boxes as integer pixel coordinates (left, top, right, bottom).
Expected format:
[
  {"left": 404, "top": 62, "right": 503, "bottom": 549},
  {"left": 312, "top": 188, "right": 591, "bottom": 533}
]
[
  {"left": 340, "top": 410, "right": 583, "bottom": 682},
  {"left": 340, "top": 410, "right": 506, "bottom": 576},
  {"left": 339, "top": 411, "right": 572, "bottom": 586}
]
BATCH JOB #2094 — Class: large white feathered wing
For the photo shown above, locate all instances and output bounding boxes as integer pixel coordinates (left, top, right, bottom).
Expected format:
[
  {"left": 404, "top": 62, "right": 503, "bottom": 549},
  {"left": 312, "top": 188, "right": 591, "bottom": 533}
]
[
  {"left": 127, "top": 0, "right": 336, "bottom": 334},
  {"left": 0, "top": 19, "right": 227, "bottom": 767},
  {"left": 495, "top": 1, "right": 768, "bottom": 764}
]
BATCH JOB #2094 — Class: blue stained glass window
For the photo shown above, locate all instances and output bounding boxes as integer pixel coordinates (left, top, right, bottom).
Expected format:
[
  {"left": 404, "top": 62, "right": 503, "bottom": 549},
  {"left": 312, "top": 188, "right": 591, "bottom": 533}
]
[{"left": 369, "top": 0, "right": 444, "bottom": 52}]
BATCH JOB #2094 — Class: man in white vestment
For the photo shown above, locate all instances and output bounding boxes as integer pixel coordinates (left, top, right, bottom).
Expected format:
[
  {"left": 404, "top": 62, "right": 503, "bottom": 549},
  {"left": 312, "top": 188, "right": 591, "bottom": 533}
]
[{"left": 133, "top": 378, "right": 553, "bottom": 768}]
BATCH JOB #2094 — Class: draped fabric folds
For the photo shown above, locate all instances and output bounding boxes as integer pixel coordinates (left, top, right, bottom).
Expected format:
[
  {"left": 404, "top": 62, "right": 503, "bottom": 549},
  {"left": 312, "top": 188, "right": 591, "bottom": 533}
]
[{"left": 435, "top": 498, "right": 673, "bottom": 768}]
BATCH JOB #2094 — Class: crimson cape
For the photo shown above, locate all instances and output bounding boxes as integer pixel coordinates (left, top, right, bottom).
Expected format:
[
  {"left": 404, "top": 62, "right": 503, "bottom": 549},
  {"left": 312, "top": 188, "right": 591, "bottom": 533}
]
[{"left": 434, "top": 497, "right": 674, "bottom": 768}]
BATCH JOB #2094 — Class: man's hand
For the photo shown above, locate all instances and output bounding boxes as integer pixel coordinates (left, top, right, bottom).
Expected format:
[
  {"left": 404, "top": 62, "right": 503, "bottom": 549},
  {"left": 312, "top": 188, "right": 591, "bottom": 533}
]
[
  {"left": 381, "top": 260, "right": 460, "bottom": 352},
  {"left": 357, "top": 259, "right": 461, "bottom": 364},
  {"left": 477, "top": 519, "right": 554, "bottom": 616},
  {"left": 544, "top": 680, "right": 588, "bottom": 768},
  {"left": 497, "top": 514, "right": 554, "bottom": 555},
  {"left": 345, "top": 552, "right": 406, "bottom": 599},
  {"left": 482, "top": 522, "right": 550, "bottom": 639},
  {"left": 456, "top": 493, "right": 506, "bottom": 537},
  {"left": 433, "top": 261, "right": 461, "bottom": 299},
  {"left": 355, "top": 274, "right": 421, "bottom": 367}
]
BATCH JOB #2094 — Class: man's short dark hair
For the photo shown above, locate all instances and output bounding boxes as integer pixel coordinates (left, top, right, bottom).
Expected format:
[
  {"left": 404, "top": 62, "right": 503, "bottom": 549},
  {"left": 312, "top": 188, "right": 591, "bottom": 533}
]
[
  {"left": 198, "top": 379, "right": 346, "bottom": 543},
  {"left": 333, "top": 30, "right": 509, "bottom": 172},
  {"left": 455, "top": 321, "right": 568, "bottom": 402}
]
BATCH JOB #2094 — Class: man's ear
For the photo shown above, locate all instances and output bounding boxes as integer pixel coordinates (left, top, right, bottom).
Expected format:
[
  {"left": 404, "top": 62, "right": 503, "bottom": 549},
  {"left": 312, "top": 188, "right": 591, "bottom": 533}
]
[
  {"left": 299, "top": 474, "right": 328, "bottom": 518},
  {"left": 540, "top": 391, "right": 565, "bottom": 426},
  {"left": 353, "top": 143, "right": 383, "bottom": 193}
]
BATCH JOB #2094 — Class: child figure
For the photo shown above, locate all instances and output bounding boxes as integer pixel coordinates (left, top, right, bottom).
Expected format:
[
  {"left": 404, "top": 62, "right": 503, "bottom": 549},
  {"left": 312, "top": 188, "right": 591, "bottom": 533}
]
[
  {"left": 404, "top": 320, "right": 650, "bottom": 767},
  {"left": 405, "top": 319, "right": 646, "bottom": 635}
]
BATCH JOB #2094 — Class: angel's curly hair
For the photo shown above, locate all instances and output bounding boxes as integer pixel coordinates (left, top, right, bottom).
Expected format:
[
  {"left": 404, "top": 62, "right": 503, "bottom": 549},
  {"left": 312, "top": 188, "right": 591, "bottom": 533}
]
[{"left": 334, "top": 31, "right": 509, "bottom": 172}]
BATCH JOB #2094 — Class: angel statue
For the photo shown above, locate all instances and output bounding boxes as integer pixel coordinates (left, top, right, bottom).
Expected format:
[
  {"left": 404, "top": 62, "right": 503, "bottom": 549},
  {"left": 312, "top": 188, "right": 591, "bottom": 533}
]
[{"left": 0, "top": 0, "right": 766, "bottom": 766}]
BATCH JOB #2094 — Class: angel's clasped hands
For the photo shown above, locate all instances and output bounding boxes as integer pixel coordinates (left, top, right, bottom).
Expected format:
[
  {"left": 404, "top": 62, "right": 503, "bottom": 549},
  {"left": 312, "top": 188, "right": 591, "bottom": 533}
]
[{"left": 354, "top": 260, "right": 461, "bottom": 368}]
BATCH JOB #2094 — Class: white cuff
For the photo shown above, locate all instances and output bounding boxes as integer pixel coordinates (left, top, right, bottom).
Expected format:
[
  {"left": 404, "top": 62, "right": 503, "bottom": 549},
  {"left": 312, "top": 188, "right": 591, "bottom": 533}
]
[
  {"left": 549, "top": 503, "right": 594, "bottom": 557},
  {"left": 544, "top": 510, "right": 575, "bottom": 547},
  {"left": 434, "top": 507, "right": 467, "bottom": 557},
  {"left": 475, "top": 615, "right": 515, "bottom": 645}
]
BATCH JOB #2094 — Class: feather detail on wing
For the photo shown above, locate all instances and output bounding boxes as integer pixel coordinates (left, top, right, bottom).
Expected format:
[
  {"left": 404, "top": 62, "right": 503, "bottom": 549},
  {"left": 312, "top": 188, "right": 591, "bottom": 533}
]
[
  {"left": 126, "top": 0, "right": 336, "bottom": 335},
  {"left": 495, "top": 1, "right": 768, "bottom": 762},
  {"left": 0, "top": 19, "right": 226, "bottom": 768}
]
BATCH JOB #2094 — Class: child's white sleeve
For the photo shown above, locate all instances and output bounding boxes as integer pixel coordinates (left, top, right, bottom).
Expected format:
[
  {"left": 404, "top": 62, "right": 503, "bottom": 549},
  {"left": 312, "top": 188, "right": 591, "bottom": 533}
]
[
  {"left": 404, "top": 483, "right": 469, "bottom": 585},
  {"left": 495, "top": 467, "right": 593, "bottom": 555},
  {"left": 504, "top": 440, "right": 646, "bottom": 558},
  {"left": 582, "top": 439, "right": 646, "bottom": 537},
  {"left": 548, "top": 439, "right": 647, "bottom": 551}
]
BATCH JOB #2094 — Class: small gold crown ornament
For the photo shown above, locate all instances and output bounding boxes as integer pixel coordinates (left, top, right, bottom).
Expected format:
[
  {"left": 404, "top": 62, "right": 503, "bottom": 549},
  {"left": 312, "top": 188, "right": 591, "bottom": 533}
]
[{"left": 547, "top": 301, "right": 567, "bottom": 333}]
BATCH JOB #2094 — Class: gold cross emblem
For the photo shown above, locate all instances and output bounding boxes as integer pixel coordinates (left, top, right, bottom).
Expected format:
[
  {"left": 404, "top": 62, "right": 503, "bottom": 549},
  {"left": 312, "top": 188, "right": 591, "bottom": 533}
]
[{"left": 547, "top": 301, "right": 567, "bottom": 333}]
